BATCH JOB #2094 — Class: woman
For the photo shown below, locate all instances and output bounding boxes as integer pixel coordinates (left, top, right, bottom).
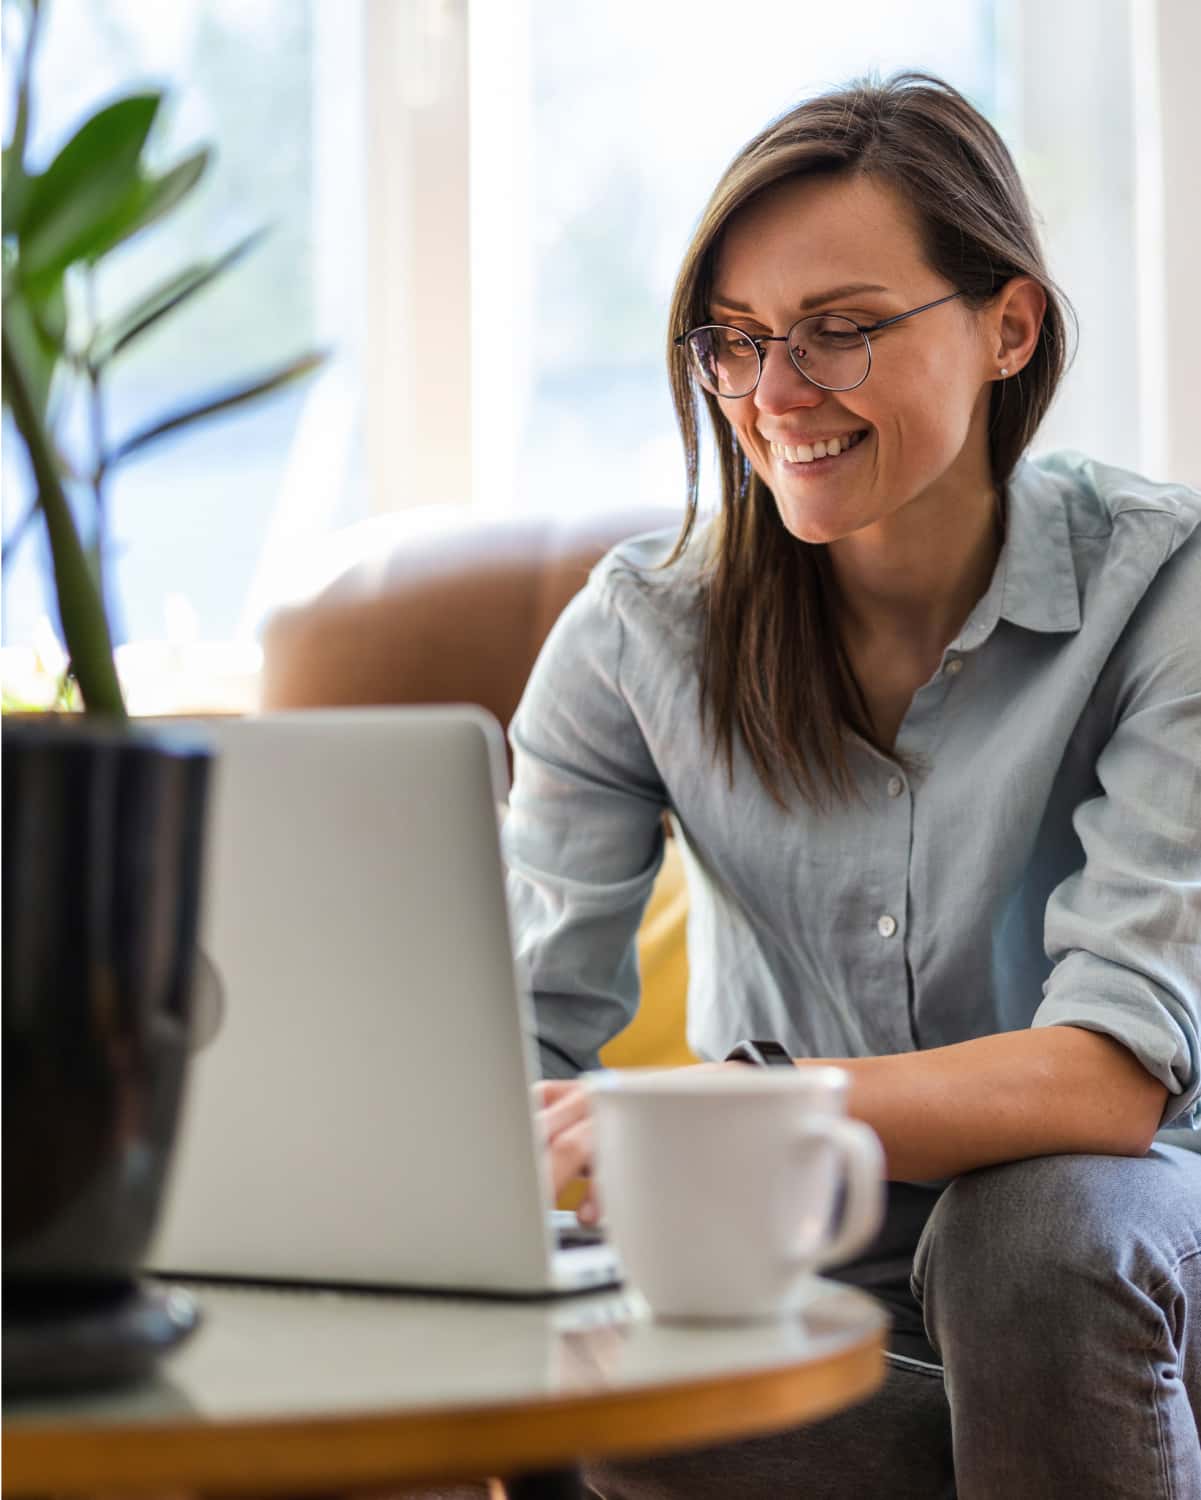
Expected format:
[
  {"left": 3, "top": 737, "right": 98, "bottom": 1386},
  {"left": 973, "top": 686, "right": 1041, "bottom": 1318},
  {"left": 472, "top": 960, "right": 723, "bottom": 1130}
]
[{"left": 503, "top": 73, "right": 1201, "bottom": 1498}]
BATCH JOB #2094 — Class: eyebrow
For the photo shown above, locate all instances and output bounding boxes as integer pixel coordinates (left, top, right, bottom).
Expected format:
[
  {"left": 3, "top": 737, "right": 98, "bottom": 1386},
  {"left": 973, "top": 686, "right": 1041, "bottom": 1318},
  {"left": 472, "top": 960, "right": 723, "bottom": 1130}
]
[{"left": 710, "top": 282, "right": 892, "bottom": 315}]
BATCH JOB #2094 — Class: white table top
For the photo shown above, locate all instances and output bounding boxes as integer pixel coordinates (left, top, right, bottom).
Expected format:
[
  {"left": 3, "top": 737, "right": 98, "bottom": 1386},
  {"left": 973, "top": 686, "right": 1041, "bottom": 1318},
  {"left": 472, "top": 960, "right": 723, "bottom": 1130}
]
[
  {"left": 9, "top": 1276, "right": 885, "bottom": 1427},
  {"left": 4, "top": 1276, "right": 888, "bottom": 1495}
]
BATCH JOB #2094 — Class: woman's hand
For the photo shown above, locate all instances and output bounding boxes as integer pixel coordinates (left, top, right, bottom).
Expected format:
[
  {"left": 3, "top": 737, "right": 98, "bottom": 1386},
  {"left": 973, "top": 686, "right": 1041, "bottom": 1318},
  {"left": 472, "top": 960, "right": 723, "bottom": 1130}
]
[
  {"left": 534, "top": 1064, "right": 743, "bottom": 1225},
  {"left": 534, "top": 1078, "right": 601, "bottom": 1223}
]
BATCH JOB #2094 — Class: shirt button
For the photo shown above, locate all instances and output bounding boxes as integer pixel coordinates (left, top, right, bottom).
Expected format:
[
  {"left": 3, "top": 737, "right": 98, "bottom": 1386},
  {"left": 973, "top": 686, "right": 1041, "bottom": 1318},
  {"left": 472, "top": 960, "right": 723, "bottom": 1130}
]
[
  {"left": 944, "top": 657, "right": 963, "bottom": 676},
  {"left": 887, "top": 776, "right": 904, "bottom": 798},
  {"left": 876, "top": 914, "right": 898, "bottom": 938}
]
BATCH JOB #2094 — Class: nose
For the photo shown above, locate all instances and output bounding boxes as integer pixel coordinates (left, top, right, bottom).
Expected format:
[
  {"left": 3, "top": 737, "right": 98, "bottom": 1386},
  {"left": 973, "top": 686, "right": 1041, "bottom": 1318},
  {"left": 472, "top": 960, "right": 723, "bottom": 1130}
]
[{"left": 753, "top": 340, "right": 826, "bottom": 416}]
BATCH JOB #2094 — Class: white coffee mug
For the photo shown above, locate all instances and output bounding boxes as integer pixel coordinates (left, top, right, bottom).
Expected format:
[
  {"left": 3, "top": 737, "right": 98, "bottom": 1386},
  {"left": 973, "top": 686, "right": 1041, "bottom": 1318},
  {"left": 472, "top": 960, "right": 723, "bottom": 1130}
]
[{"left": 584, "top": 1065, "right": 884, "bottom": 1322}]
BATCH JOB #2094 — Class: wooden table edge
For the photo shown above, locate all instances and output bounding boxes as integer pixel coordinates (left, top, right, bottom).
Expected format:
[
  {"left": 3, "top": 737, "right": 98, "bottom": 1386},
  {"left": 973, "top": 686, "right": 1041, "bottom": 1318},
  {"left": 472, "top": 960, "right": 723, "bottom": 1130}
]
[{"left": 3, "top": 1326, "right": 886, "bottom": 1495}]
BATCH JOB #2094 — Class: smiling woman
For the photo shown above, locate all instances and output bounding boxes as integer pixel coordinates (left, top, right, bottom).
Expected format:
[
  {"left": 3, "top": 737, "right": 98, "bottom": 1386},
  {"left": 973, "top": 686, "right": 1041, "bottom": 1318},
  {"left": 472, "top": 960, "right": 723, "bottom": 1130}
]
[
  {"left": 503, "top": 70, "right": 1201, "bottom": 1500},
  {"left": 666, "top": 86, "right": 1068, "bottom": 803},
  {"left": 687, "top": 166, "right": 1049, "bottom": 770}
]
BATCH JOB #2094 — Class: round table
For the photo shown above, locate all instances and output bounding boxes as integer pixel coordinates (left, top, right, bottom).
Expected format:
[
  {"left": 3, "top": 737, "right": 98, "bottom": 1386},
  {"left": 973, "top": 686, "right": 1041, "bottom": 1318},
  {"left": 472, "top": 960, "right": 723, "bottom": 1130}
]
[{"left": 3, "top": 1276, "right": 887, "bottom": 1498}]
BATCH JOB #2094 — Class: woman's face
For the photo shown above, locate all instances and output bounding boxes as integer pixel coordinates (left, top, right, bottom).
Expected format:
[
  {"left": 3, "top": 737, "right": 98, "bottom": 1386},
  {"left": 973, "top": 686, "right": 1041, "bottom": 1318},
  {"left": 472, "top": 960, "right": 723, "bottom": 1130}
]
[{"left": 709, "top": 172, "right": 1002, "bottom": 545}]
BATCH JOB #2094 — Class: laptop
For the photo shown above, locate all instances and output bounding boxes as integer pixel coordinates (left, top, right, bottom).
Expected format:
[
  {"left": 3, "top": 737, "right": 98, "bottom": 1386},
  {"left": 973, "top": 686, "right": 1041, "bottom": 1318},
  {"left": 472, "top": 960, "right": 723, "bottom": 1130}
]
[{"left": 145, "top": 706, "right": 621, "bottom": 1296}]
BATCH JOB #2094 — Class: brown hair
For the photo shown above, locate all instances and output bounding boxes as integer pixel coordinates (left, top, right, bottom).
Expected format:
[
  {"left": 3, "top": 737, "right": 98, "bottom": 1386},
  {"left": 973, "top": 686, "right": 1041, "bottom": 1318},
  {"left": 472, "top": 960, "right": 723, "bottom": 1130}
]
[{"left": 666, "top": 72, "right": 1072, "bottom": 808}]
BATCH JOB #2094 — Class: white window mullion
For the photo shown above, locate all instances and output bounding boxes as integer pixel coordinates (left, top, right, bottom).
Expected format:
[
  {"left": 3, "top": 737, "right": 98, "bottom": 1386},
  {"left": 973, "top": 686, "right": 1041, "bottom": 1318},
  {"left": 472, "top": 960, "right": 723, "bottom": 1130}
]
[
  {"left": 1132, "top": 0, "right": 1201, "bottom": 489},
  {"left": 467, "top": 0, "right": 533, "bottom": 517},
  {"left": 363, "top": 0, "right": 471, "bottom": 514},
  {"left": 1009, "top": 0, "right": 1140, "bottom": 474},
  {"left": 239, "top": 0, "right": 369, "bottom": 632}
]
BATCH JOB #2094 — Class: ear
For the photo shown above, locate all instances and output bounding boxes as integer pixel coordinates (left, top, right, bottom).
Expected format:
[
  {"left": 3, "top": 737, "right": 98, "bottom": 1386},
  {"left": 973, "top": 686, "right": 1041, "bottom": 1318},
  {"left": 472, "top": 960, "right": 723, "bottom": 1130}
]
[{"left": 988, "top": 275, "right": 1045, "bottom": 381}]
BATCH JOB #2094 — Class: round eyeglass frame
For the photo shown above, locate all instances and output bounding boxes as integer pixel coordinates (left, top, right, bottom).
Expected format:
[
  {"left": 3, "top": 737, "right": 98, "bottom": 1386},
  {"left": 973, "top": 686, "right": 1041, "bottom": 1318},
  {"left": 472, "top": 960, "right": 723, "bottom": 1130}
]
[{"left": 674, "top": 289, "right": 966, "bottom": 397}]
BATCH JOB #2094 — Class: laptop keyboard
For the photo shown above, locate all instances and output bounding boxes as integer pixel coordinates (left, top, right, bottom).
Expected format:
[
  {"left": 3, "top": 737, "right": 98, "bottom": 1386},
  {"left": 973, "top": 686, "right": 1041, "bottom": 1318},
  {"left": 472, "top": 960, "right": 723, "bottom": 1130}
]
[{"left": 551, "top": 1213, "right": 607, "bottom": 1252}]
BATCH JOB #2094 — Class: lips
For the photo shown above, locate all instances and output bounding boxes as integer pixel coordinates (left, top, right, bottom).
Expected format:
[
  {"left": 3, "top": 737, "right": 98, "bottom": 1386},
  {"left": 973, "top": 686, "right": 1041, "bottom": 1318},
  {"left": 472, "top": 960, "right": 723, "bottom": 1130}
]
[{"left": 769, "top": 430, "right": 869, "bottom": 465}]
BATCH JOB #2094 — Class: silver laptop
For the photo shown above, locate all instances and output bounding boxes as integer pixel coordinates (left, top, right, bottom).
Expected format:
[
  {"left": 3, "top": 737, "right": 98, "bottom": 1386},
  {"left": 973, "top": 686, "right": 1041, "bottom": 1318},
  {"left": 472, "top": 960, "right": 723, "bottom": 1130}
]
[{"left": 145, "top": 706, "right": 620, "bottom": 1296}]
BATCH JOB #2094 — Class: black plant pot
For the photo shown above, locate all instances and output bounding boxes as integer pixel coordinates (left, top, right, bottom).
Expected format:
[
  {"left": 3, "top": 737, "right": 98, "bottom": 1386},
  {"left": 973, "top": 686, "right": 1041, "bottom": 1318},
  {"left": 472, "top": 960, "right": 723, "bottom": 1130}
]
[{"left": 2, "top": 717, "right": 212, "bottom": 1390}]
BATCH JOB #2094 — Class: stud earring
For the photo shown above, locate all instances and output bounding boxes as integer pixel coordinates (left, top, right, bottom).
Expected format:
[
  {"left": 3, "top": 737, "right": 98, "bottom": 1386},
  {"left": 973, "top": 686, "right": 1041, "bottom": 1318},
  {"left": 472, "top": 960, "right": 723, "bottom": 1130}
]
[{"left": 1000, "top": 367, "right": 1009, "bottom": 377}]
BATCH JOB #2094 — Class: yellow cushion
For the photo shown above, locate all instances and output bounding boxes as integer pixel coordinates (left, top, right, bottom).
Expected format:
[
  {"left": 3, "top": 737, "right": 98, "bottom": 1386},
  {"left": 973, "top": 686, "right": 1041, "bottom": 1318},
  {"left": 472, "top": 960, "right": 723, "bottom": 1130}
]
[
  {"left": 557, "top": 840, "right": 692, "bottom": 1211},
  {"left": 600, "top": 837, "right": 695, "bottom": 1069},
  {"left": 500, "top": 803, "right": 692, "bottom": 1071}
]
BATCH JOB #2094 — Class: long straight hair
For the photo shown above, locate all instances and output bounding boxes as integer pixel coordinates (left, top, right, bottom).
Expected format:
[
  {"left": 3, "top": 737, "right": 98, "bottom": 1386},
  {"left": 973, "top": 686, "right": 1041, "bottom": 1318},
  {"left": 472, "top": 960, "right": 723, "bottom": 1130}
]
[{"left": 666, "top": 73, "right": 1071, "bottom": 808}]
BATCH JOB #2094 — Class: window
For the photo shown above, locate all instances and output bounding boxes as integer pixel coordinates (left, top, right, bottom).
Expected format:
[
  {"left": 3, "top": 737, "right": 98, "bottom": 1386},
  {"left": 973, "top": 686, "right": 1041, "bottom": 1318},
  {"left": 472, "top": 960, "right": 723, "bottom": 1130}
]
[
  {"left": 469, "top": 0, "right": 1153, "bottom": 517},
  {"left": 5, "top": 0, "right": 1188, "bottom": 706},
  {"left": 2, "top": 0, "right": 357, "bottom": 659},
  {"left": 484, "top": 0, "right": 998, "bottom": 517}
]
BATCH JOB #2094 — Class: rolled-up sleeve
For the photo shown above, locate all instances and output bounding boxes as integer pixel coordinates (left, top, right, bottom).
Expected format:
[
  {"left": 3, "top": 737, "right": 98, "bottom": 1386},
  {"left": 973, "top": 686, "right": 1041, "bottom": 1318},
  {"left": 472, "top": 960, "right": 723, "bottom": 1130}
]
[
  {"left": 502, "top": 565, "right": 669, "bottom": 1078},
  {"left": 1033, "top": 528, "right": 1201, "bottom": 1129}
]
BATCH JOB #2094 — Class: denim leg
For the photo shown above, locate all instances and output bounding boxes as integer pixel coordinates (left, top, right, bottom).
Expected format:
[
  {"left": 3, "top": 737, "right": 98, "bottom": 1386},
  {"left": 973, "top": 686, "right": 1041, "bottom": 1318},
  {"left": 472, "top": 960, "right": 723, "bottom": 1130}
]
[
  {"left": 911, "top": 1143, "right": 1201, "bottom": 1500},
  {"left": 584, "top": 1354, "right": 955, "bottom": 1500}
]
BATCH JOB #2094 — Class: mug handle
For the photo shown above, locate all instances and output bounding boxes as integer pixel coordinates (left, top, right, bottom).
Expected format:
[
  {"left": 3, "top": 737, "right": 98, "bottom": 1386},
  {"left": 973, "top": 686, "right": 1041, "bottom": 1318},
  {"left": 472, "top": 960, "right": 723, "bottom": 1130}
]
[{"left": 787, "top": 1117, "right": 885, "bottom": 1268}]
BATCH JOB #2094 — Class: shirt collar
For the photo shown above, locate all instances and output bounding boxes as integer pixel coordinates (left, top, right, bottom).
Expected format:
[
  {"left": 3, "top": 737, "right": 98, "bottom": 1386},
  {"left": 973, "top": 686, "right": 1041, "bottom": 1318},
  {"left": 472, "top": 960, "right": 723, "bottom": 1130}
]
[{"left": 955, "top": 457, "right": 1082, "bottom": 650}]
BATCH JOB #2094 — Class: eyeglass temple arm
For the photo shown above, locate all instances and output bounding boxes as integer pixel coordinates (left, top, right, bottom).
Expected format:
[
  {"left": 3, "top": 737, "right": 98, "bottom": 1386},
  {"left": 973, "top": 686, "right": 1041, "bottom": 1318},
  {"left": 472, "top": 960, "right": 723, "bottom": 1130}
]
[
  {"left": 857, "top": 289, "right": 965, "bottom": 335},
  {"left": 676, "top": 290, "right": 964, "bottom": 344}
]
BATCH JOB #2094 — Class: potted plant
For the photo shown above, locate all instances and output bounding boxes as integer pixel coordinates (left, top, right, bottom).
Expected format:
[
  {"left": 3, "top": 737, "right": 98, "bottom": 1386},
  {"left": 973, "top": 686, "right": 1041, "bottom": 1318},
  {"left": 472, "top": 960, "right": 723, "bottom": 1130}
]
[{"left": 2, "top": 0, "right": 325, "bottom": 1389}]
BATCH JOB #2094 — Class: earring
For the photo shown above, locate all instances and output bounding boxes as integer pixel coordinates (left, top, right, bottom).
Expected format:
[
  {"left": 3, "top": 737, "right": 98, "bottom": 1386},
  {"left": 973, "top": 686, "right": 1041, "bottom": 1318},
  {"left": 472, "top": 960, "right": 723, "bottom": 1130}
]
[{"left": 1000, "top": 367, "right": 1010, "bottom": 377}]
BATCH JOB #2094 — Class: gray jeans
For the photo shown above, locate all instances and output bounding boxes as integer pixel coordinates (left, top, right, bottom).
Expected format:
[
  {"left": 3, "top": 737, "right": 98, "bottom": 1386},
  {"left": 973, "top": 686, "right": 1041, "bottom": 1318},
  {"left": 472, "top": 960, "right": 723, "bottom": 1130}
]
[{"left": 587, "top": 1144, "right": 1201, "bottom": 1500}]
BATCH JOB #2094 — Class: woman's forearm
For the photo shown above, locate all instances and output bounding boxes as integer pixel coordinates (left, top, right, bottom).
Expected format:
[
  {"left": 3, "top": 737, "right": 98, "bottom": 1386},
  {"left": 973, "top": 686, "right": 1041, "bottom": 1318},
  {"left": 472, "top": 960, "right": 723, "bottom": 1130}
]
[{"left": 802, "top": 1025, "right": 1170, "bottom": 1181}]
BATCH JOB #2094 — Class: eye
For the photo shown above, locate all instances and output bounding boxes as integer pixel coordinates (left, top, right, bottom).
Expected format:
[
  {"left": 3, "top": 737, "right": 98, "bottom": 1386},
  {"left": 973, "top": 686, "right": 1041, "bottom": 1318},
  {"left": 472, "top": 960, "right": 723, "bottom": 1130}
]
[
  {"left": 722, "top": 331, "right": 759, "bottom": 358},
  {"left": 805, "top": 315, "right": 863, "bottom": 347}
]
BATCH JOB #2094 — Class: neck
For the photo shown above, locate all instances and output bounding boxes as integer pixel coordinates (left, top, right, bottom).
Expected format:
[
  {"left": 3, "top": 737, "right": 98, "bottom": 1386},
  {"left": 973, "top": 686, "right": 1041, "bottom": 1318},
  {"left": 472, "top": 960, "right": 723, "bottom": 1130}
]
[{"left": 829, "top": 479, "right": 1003, "bottom": 659}]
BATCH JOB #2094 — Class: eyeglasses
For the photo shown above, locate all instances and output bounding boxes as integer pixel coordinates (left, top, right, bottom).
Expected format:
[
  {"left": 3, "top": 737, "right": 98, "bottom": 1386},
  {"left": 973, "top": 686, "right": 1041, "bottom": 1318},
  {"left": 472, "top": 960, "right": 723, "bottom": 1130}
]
[{"left": 675, "top": 289, "right": 966, "bottom": 398}]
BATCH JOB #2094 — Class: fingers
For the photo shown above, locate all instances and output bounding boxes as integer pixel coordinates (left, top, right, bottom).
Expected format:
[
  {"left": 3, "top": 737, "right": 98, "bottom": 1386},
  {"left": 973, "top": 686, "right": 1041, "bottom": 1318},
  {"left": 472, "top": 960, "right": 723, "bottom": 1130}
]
[
  {"left": 534, "top": 1065, "right": 742, "bottom": 1225},
  {"left": 531, "top": 1078, "right": 598, "bottom": 1198},
  {"left": 533, "top": 1078, "right": 579, "bottom": 1107},
  {"left": 576, "top": 1181, "right": 602, "bottom": 1225},
  {"left": 533, "top": 1080, "right": 590, "bottom": 1143},
  {"left": 548, "top": 1116, "right": 595, "bottom": 1197}
]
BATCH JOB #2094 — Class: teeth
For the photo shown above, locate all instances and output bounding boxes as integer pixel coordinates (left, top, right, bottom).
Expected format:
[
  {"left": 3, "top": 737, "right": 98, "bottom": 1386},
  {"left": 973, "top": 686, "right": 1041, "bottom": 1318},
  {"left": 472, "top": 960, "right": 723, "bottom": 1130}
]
[{"left": 771, "top": 433, "right": 862, "bottom": 465}]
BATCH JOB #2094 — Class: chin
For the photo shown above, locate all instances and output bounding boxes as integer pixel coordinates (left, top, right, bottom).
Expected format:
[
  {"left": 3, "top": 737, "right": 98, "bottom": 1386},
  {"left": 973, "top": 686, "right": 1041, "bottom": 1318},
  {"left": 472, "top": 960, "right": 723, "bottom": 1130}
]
[{"left": 771, "top": 498, "right": 862, "bottom": 546}]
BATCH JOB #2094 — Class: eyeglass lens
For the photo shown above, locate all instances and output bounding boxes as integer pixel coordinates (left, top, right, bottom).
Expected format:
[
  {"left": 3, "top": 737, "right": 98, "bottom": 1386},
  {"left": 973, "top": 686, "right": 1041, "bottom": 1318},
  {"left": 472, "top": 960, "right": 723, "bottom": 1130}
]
[{"left": 687, "top": 314, "right": 869, "bottom": 396}]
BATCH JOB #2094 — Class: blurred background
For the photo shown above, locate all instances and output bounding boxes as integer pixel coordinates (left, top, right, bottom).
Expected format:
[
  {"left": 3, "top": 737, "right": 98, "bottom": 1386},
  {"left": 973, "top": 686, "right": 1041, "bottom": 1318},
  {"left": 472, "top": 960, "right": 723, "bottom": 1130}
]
[{"left": 2, "top": 0, "right": 1197, "bottom": 709}]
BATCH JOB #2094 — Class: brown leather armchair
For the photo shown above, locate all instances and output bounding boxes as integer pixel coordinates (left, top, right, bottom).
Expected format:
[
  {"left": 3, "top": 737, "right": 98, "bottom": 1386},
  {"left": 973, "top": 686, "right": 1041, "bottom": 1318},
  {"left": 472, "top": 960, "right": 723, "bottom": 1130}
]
[{"left": 259, "top": 505, "right": 683, "bottom": 733}]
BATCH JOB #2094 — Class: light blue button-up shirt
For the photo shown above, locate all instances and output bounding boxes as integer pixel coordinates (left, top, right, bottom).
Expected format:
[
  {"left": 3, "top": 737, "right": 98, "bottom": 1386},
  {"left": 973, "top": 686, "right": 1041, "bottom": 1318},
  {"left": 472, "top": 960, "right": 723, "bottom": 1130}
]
[{"left": 502, "top": 452, "right": 1201, "bottom": 1145}]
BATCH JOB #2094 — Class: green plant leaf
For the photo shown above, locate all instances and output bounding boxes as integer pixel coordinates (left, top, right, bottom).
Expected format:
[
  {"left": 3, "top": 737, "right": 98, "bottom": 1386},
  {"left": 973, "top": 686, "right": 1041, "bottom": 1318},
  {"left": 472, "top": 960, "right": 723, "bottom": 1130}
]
[
  {"left": 3, "top": 151, "right": 35, "bottom": 233},
  {"left": 111, "top": 349, "right": 328, "bottom": 464},
  {"left": 1, "top": 272, "right": 65, "bottom": 421},
  {"left": 89, "top": 226, "right": 269, "bottom": 367},
  {"left": 23, "top": 146, "right": 210, "bottom": 292},
  {"left": 87, "top": 148, "right": 210, "bottom": 266},
  {"left": 20, "top": 93, "right": 162, "bottom": 277}
]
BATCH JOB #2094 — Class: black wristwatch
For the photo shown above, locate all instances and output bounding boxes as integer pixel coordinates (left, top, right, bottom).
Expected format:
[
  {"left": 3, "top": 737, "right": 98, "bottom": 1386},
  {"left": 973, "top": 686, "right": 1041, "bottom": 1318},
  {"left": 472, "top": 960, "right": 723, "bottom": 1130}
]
[{"left": 724, "top": 1039, "right": 796, "bottom": 1068}]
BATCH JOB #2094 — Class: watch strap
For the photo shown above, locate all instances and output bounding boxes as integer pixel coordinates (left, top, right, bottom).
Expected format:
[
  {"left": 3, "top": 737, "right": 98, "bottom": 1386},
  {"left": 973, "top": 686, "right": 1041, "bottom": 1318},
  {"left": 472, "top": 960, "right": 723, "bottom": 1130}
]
[{"left": 724, "top": 1039, "right": 795, "bottom": 1068}]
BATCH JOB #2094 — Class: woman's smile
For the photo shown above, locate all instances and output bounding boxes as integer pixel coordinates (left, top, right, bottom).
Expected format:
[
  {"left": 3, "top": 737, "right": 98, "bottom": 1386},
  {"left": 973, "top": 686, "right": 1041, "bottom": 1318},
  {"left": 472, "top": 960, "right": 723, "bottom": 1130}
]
[{"left": 768, "top": 428, "right": 872, "bottom": 471}]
